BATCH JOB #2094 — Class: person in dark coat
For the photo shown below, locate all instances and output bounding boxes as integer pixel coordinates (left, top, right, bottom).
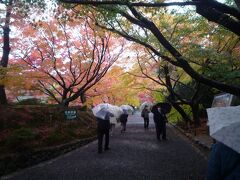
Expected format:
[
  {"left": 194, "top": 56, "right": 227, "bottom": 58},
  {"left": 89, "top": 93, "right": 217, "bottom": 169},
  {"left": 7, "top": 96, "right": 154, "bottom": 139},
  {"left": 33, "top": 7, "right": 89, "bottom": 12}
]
[
  {"left": 207, "top": 142, "right": 240, "bottom": 180},
  {"left": 151, "top": 104, "right": 168, "bottom": 140},
  {"left": 141, "top": 105, "right": 150, "bottom": 129},
  {"left": 119, "top": 110, "right": 128, "bottom": 133},
  {"left": 96, "top": 111, "right": 113, "bottom": 153}
]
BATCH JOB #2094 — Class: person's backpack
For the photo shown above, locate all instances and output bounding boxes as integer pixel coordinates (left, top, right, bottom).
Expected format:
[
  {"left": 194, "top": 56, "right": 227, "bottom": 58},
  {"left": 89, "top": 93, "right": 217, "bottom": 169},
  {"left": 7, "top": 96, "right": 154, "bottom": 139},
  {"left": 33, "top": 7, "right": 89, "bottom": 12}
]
[{"left": 141, "top": 110, "right": 144, "bottom": 117}]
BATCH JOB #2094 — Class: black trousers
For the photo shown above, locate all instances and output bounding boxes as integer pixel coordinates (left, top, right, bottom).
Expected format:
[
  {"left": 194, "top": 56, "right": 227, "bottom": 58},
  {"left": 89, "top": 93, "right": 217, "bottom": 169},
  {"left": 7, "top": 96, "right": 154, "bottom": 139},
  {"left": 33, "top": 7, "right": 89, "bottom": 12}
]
[
  {"left": 97, "top": 120, "right": 110, "bottom": 152},
  {"left": 144, "top": 118, "right": 149, "bottom": 128},
  {"left": 160, "top": 122, "right": 166, "bottom": 139},
  {"left": 155, "top": 121, "right": 166, "bottom": 140},
  {"left": 121, "top": 122, "right": 127, "bottom": 132}
]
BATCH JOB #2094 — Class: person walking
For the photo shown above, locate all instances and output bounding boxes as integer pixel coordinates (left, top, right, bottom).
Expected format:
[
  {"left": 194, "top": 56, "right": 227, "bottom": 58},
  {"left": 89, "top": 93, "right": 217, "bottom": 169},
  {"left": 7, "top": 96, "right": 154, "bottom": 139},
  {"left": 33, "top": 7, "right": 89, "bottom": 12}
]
[
  {"left": 141, "top": 105, "right": 150, "bottom": 129},
  {"left": 119, "top": 109, "right": 128, "bottom": 133},
  {"left": 96, "top": 110, "right": 113, "bottom": 153},
  {"left": 206, "top": 105, "right": 240, "bottom": 179},
  {"left": 207, "top": 141, "right": 240, "bottom": 180},
  {"left": 151, "top": 104, "right": 168, "bottom": 140}
]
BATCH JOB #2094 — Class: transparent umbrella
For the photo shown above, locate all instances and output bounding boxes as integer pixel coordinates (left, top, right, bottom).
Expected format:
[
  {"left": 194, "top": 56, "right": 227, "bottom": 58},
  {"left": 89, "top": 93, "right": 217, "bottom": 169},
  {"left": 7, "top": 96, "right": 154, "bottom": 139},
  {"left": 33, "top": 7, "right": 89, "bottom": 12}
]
[
  {"left": 140, "top": 102, "right": 153, "bottom": 112},
  {"left": 120, "top": 105, "right": 134, "bottom": 115},
  {"left": 207, "top": 105, "right": 240, "bottom": 153},
  {"left": 92, "top": 103, "right": 123, "bottom": 119}
]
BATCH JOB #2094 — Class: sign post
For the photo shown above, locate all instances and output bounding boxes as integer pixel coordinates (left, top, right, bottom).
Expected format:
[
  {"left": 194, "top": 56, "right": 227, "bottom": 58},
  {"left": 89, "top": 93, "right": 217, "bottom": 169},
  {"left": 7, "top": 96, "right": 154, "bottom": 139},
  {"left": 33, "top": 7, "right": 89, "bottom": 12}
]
[{"left": 64, "top": 109, "right": 77, "bottom": 120}]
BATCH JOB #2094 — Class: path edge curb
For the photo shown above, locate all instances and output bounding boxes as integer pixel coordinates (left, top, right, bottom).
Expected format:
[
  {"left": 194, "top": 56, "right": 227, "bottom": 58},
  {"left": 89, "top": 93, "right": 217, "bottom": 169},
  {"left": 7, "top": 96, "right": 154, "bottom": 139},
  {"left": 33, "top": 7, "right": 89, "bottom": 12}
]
[
  {"left": 0, "top": 136, "right": 97, "bottom": 177},
  {"left": 169, "top": 123, "right": 211, "bottom": 151}
]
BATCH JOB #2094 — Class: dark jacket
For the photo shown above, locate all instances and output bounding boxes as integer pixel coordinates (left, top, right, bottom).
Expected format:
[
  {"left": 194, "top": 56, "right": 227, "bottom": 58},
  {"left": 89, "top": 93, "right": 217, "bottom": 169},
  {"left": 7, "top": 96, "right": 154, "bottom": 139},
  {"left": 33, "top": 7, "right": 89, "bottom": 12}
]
[
  {"left": 141, "top": 108, "right": 149, "bottom": 118},
  {"left": 151, "top": 105, "right": 166, "bottom": 124},
  {"left": 207, "top": 142, "right": 240, "bottom": 180},
  {"left": 96, "top": 118, "right": 110, "bottom": 131},
  {"left": 119, "top": 114, "right": 128, "bottom": 123}
]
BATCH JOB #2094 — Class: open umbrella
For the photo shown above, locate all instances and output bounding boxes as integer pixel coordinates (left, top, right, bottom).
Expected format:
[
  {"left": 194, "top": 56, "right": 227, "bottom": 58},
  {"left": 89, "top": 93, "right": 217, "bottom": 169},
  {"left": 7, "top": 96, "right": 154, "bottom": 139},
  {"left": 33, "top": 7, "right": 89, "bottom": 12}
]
[
  {"left": 120, "top": 105, "right": 134, "bottom": 115},
  {"left": 154, "top": 102, "right": 172, "bottom": 114},
  {"left": 93, "top": 108, "right": 113, "bottom": 120},
  {"left": 207, "top": 105, "right": 240, "bottom": 153},
  {"left": 92, "top": 103, "right": 123, "bottom": 119},
  {"left": 140, "top": 102, "right": 153, "bottom": 112}
]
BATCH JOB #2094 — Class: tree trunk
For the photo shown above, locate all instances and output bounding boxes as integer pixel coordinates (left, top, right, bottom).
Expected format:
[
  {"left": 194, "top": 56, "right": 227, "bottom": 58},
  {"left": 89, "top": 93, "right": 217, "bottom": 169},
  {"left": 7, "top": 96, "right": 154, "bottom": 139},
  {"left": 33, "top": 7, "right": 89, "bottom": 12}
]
[
  {"left": 192, "top": 103, "right": 200, "bottom": 126},
  {"left": 61, "top": 93, "right": 69, "bottom": 107},
  {"left": 195, "top": 3, "right": 240, "bottom": 36},
  {"left": 0, "top": 85, "right": 7, "bottom": 105},
  {"left": 170, "top": 101, "right": 191, "bottom": 124},
  {"left": 0, "top": 1, "right": 13, "bottom": 105},
  {"left": 191, "top": 103, "right": 200, "bottom": 136},
  {"left": 80, "top": 93, "right": 86, "bottom": 104},
  {"left": 164, "top": 66, "right": 191, "bottom": 127},
  {"left": 60, "top": 102, "right": 69, "bottom": 107},
  {"left": 60, "top": 99, "right": 69, "bottom": 107}
]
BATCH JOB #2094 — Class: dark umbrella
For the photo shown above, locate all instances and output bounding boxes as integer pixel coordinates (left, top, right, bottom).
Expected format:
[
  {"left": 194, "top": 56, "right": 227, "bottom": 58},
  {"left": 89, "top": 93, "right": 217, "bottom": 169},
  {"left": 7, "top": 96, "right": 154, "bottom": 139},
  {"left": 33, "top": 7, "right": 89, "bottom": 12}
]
[{"left": 155, "top": 102, "right": 172, "bottom": 114}]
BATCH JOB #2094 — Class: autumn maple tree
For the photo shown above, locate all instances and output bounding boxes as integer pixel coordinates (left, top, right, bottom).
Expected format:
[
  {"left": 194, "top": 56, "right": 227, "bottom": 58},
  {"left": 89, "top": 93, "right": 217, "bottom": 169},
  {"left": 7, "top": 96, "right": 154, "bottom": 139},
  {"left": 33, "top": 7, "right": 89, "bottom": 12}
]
[
  {"left": 15, "top": 15, "right": 123, "bottom": 106},
  {"left": 0, "top": 0, "right": 48, "bottom": 105}
]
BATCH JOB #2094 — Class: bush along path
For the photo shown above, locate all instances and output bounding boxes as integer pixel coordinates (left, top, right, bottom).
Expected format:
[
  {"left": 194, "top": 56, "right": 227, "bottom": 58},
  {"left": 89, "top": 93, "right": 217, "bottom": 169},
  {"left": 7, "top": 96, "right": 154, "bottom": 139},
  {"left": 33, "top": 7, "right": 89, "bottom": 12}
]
[
  {"left": 0, "top": 106, "right": 97, "bottom": 176},
  {"left": 2, "top": 113, "right": 208, "bottom": 180}
]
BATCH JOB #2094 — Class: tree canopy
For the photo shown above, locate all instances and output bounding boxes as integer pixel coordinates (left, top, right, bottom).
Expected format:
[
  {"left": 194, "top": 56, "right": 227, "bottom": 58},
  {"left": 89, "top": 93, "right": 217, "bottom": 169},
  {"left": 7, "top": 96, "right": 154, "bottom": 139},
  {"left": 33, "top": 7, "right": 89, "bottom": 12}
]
[{"left": 58, "top": 0, "right": 240, "bottom": 97}]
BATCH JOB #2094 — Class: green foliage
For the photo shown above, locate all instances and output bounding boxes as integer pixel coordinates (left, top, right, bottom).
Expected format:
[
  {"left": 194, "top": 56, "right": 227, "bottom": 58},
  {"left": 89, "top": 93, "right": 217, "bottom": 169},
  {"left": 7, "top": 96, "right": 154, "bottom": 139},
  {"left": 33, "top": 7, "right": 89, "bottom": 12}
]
[
  {"left": 15, "top": 0, "right": 47, "bottom": 14},
  {"left": 174, "top": 79, "right": 216, "bottom": 108},
  {"left": 174, "top": 82, "right": 194, "bottom": 102},
  {"left": 25, "top": 114, "right": 46, "bottom": 128},
  {"left": 79, "top": 105, "right": 87, "bottom": 111},
  {"left": 152, "top": 90, "right": 165, "bottom": 102},
  {"left": 0, "top": 67, "right": 9, "bottom": 85},
  {"left": 15, "top": 98, "right": 42, "bottom": 105},
  {"left": 44, "top": 128, "right": 74, "bottom": 146},
  {"left": 204, "top": 63, "right": 240, "bottom": 85},
  {"left": 0, "top": 121, "right": 21, "bottom": 130},
  {"left": 168, "top": 104, "right": 192, "bottom": 125},
  {"left": 6, "top": 128, "right": 37, "bottom": 151}
]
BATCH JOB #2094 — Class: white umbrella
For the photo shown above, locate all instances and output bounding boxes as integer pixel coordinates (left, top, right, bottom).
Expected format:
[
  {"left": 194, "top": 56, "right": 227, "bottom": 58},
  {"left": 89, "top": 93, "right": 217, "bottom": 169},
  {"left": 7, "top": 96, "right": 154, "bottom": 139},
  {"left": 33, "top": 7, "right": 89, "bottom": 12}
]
[
  {"left": 120, "top": 105, "right": 134, "bottom": 115},
  {"left": 139, "top": 102, "right": 153, "bottom": 112},
  {"left": 92, "top": 103, "right": 123, "bottom": 119},
  {"left": 111, "top": 105, "right": 124, "bottom": 118},
  {"left": 207, "top": 105, "right": 240, "bottom": 153}
]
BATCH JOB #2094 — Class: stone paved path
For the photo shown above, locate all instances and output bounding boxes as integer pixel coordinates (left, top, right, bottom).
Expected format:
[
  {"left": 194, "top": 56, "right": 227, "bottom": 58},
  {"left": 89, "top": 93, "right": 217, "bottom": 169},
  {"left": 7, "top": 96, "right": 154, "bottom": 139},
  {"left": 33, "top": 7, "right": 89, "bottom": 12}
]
[{"left": 2, "top": 112, "right": 207, "bottom": 180}]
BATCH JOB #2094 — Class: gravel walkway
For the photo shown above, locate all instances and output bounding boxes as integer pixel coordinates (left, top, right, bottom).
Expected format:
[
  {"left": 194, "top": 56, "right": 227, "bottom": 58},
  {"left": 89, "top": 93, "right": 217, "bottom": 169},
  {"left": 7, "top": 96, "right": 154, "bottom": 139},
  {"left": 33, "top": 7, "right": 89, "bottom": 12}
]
[{"left": 2, "top": 113, "right": 207, "bottom": 180}]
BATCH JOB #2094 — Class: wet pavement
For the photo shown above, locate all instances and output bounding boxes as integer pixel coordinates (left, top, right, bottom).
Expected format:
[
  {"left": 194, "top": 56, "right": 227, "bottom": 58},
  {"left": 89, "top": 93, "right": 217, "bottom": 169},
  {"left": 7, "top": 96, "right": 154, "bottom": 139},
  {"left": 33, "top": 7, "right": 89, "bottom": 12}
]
[{"left": 2, "top": 112, "right": 208, "bottom": 180}]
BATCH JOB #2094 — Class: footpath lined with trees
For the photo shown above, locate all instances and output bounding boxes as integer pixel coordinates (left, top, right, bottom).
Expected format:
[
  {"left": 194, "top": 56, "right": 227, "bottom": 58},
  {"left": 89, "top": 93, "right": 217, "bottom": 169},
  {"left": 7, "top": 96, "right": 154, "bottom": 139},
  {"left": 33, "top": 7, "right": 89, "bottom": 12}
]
[
  {"left": 0, "top": 0, "right": 240, "bottom": 178},
  {"left": 2, "top": 114, "right": 208, "bottom": 180},
  {"left": 58, "top": 0, "right": 240, "bottom": 128}
]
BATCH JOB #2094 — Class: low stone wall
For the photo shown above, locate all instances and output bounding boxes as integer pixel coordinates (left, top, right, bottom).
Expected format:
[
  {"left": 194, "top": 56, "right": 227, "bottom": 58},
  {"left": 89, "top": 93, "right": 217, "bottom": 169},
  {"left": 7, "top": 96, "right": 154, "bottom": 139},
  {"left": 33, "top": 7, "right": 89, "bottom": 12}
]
[{"left": 0, "top": 136, "right": 97, "bottom": 177}]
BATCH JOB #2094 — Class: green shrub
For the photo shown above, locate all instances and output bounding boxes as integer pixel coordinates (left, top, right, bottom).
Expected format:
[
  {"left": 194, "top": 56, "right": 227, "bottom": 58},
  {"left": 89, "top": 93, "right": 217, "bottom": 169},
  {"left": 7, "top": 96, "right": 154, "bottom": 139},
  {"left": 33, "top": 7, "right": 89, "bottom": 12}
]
[
  {"left": 168, "top": 104, "right": 192, "bottom": 125},
  {"left": 15, "top": 98, "right": 42, "bottom": 105},
  {"left": 44, "top": 129, "right": 74, "bottom": 146},
  {"left": 77, "top": 129, "right": 96, "bottom": 139},
  {"left": 6, "top": 128, "right": 37, "bottom": 152},
  {"left": 0, "top": 121, "right": 22, "bottom": 130},
  {"left": 79, "top": 105, "right": 87, "bottom": 111},
  {"left": 26, "top": 111, "right": 46, "bottom": 127},
  {"left": 0, "top": 122, "right": 4, "bottom": 130}
]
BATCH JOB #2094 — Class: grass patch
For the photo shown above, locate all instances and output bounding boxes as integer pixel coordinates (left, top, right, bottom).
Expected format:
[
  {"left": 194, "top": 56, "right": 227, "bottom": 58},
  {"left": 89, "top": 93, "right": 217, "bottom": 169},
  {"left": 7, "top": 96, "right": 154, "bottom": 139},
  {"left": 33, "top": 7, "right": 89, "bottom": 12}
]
[{"left": 6, "top": 128, "right": 38, "bottom": 152}]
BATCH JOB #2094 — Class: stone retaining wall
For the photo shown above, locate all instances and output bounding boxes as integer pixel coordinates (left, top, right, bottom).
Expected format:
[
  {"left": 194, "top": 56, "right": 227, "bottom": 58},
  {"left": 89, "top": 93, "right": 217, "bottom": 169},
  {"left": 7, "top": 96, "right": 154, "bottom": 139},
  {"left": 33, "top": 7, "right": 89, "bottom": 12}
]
[{"left": 0, "top": 136, "right": 97, "bottom": 177}]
